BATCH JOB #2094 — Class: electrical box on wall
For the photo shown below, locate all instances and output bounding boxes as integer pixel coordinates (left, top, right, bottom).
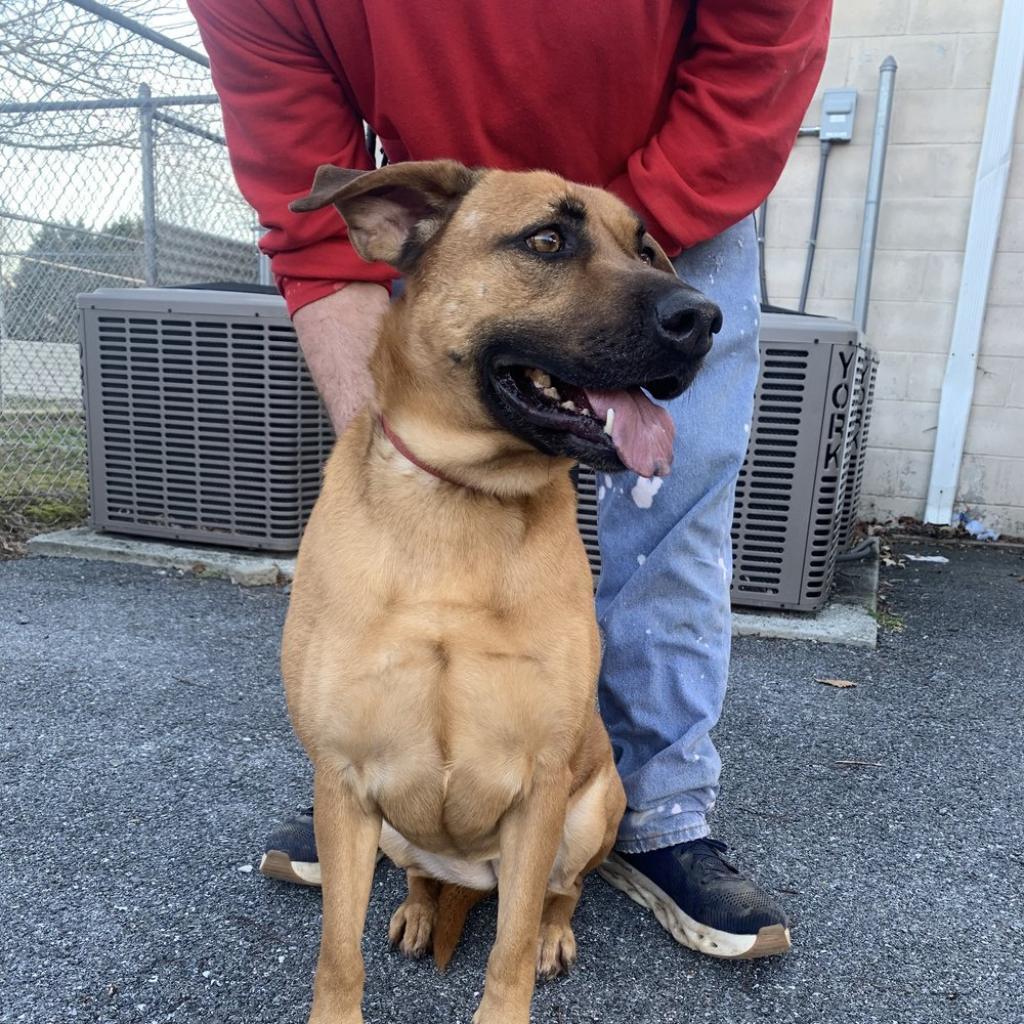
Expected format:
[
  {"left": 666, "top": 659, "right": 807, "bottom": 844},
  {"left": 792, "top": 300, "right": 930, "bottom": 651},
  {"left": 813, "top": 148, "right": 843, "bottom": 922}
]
[{"left": 820, "top": 89, "right": 858, "bottom": 142}]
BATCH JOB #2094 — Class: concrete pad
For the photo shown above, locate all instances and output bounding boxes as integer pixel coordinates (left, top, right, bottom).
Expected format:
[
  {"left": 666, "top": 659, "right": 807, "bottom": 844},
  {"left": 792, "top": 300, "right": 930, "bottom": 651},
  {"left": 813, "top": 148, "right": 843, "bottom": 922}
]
[
  {"left": 26, "top": 527, "right": 295, "bottom": 587},
  {"left": 732, "top": 601, "right": 877, "bottom": 647},
  {"left": 832, "top": 537, "right": 880, "bottom": 613},
  {"left": 28, "top": 527, "right": 878, "bottom": 645}
]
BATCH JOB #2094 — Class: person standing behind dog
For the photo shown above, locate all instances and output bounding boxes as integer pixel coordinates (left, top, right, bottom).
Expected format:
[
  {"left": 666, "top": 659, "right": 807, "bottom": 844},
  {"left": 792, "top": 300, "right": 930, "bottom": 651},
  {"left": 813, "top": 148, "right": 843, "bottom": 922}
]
[{"left": 190, "top": 0, "right": 829, "bottom": 959}]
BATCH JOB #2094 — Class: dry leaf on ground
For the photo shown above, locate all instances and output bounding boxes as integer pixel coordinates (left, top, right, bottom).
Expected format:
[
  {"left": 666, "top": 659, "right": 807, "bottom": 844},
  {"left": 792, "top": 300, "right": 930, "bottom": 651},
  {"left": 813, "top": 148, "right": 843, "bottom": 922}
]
[
  {"left": 815, "top": 677, "right": 857, "bottom": 688},
  {"left": 880, "top": 550, "right": 906, "bottom": 568}
]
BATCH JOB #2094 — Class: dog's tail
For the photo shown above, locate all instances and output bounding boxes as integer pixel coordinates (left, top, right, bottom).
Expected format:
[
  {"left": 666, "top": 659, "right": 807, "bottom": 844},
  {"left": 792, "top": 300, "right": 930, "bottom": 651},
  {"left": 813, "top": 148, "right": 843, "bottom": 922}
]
[{"left": 432, "top": 884, "right": 491, "bottom": 972}]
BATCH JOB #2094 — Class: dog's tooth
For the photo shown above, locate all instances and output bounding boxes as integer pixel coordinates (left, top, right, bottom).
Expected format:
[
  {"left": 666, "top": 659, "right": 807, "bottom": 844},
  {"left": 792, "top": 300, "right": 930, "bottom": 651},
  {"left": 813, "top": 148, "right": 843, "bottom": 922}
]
[
  {"left": 542, "top": 387, "right": 559, "bottom": 400},
  {"left": 560, "top": 400, "right": 578, "bottom": 412},
  {"left": 528, "top": 369, "right": 552, "bottom": 389},
  {"left": 603, "top": 407, "right": 616, "bottom": 435}
]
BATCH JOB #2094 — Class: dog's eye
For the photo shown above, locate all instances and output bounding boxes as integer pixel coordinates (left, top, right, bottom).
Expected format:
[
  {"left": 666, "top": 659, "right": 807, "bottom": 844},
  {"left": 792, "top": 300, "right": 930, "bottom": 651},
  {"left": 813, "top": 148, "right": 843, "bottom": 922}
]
[
  {"left": 640, "top": 246, "right": 655, "bottom": 266},
  {"left": 527, "top": 229, "right": 563, "bottom": 254}
]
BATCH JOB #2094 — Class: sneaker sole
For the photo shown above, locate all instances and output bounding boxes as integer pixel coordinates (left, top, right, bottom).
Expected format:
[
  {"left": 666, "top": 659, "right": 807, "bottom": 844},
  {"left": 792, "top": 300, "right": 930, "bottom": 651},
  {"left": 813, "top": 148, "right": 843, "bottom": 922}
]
[
  {"left": 259, "top": 850, "right": 322, "bottom": 886},
  {"left": 259, "top": 848, "right": 385, "bottom": 887},
  {"left": 598, "top": 853, "right": 791, "bottom": 959}
]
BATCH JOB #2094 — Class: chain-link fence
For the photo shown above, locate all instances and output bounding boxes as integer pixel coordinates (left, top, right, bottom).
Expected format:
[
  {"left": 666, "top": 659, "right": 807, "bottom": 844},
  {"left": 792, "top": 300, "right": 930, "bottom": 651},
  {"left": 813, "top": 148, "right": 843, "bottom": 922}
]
[{"left": 0, "top": 1, "right": 259, "bottom": 526}]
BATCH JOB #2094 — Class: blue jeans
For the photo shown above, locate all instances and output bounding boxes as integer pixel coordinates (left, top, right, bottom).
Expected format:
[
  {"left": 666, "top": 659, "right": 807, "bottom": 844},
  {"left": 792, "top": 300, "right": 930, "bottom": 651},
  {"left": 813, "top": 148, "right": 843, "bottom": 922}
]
[{"left": 596, "top": 216, "right": 760, "bottom": 854}]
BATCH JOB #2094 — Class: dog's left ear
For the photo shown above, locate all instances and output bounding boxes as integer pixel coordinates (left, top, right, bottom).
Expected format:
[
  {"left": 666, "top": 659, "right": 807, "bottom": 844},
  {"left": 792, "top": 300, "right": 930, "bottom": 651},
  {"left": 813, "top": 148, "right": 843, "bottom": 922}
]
[{"left": 290, "top": 160, "right": 481, "bottom": 270}]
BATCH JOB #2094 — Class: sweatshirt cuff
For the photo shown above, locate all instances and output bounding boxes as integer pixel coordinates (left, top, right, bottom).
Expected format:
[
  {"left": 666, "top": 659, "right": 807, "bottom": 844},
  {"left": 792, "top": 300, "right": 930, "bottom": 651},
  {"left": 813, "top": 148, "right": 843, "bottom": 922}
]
[
  {"left": 275, "top": 276, "right": 395, "bottom": 316},
  {"left": 265, "top": 235, "right": 398, "bottom": 316}
]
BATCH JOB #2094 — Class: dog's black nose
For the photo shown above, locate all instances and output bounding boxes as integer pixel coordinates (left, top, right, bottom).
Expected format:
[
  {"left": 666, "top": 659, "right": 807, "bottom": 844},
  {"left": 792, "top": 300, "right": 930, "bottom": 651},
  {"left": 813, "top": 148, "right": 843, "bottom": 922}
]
[{"left": 655, "top": 288, "right": 722, "bottom": 357}]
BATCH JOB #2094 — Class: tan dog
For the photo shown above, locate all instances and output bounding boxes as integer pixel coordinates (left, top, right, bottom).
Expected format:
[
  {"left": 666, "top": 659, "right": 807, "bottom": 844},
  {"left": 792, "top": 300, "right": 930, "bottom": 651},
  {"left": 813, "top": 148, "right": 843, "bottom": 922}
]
[{"left": 282, "top": 160, "right": 720, "bottom": 1024}]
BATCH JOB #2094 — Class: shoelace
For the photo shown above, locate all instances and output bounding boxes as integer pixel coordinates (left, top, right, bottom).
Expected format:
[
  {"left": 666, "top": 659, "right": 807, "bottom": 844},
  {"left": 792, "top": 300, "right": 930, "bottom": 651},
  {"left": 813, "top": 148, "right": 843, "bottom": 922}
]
[{"left": 683, "top": 837, "right": 740, "bottom": 877}]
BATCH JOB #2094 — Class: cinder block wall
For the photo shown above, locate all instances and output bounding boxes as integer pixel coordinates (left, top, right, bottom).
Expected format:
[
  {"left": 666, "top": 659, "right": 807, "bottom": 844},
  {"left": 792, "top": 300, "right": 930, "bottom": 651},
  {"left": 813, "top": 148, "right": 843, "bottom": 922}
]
[{"left": 764, "top": 0, "right": 1023, "bottom": 537}]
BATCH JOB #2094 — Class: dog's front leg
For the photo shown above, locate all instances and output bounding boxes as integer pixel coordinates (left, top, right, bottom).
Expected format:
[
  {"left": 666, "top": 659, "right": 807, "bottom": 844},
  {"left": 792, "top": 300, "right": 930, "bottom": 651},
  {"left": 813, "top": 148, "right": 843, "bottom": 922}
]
[
  {"left": 473, "top": 770, "right": 570, "bottom": 1024},
  {"left": 308, "top": 765, "right": 382, "bottom": 1024}
]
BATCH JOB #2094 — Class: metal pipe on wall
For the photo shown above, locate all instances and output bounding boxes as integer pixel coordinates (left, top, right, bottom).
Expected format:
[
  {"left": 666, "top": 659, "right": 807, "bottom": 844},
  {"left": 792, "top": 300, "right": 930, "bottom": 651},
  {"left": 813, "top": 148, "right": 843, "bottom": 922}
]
[
  {"left": 852, "top": 57, "right": 897, "bottom": 333},
  {"left": 758, "top": 127, "right": 821, "bottom": 307},
  {"left": 798, "top": 140, "right": 833, "bottom": 312}
]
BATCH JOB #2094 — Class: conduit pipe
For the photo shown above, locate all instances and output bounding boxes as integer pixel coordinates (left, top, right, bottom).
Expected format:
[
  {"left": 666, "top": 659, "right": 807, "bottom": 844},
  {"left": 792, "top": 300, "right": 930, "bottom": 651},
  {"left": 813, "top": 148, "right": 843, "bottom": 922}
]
[{"left": 852, "top": 57, "right": 897, "bottom": 333}]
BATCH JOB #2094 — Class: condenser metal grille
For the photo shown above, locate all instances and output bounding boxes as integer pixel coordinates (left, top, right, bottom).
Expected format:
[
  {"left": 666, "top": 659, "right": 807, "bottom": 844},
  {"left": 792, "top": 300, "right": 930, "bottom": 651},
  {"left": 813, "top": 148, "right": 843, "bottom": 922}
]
[
  {"left": 573, "top": 465, "right": 602, "bottom": 584},
  {"left": 732, "top": 344, "right": 810, "bottom": 604},
  {"left": 731, "top": 312, "right": 867, "bottom": 612},
  {"left": 803, "top": 344, "right": 860, "bottom": 604},
  {"left": 837, "top": 349, "right": 879, "bottom": 551},
  {"left": 80, "top": 288, "right": 333, "bottom": 552}
]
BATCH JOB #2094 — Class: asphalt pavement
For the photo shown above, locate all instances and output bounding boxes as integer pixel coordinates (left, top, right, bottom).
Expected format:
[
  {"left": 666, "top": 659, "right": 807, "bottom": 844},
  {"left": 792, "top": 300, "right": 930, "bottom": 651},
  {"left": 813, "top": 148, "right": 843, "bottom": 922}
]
[{"left": 2, "top": 542, "right": 1021, "bottom": 1024}]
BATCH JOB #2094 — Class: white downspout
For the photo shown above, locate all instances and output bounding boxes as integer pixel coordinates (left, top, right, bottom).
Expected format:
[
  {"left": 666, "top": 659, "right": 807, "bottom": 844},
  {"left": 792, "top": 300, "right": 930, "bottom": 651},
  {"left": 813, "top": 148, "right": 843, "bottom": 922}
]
[{"left": 924, "top": 0, "right": 1024, "bottom": 525}]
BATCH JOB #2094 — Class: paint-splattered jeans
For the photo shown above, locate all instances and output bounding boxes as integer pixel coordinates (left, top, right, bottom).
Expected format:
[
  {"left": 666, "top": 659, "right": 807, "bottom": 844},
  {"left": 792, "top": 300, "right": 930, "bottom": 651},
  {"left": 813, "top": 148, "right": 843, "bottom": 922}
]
[{"left": 596, "top": 215, "right": 760, "bottom": 853}]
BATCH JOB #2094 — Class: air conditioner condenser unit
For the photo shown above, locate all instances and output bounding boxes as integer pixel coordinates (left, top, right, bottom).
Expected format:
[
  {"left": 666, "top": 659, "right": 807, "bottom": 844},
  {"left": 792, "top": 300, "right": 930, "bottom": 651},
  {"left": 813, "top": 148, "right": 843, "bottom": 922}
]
[
  {"left": 80, "top": 291, "right": 875, "bottom": 611},
  {"left": 79, "top": 287, "right": 332, "bottom": 552}
]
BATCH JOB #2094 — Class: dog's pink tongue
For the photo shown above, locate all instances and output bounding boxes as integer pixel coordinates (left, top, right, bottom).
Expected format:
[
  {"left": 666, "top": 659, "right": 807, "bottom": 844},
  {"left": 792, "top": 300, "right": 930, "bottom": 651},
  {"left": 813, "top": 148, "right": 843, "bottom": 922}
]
[{"left": 583, "top": 388, "right": 675, "bottom": 477}]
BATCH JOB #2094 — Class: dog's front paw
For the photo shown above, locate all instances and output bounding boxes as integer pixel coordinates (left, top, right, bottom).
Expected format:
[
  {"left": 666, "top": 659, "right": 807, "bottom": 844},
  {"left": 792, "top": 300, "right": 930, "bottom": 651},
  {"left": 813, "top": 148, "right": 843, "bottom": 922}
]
[
  {"left": 536, "top": 922, "right": 577, "bottom": 980},
  {"left": 388, "top": 898, "right": 436, "bottom": 958}
]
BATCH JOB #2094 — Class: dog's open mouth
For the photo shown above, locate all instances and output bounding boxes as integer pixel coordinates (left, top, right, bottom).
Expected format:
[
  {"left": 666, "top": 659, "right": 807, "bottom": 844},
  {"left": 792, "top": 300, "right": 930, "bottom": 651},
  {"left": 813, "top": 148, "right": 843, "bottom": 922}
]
[{"left": 491, "top": 364, "right": 682, "bottom": 477}]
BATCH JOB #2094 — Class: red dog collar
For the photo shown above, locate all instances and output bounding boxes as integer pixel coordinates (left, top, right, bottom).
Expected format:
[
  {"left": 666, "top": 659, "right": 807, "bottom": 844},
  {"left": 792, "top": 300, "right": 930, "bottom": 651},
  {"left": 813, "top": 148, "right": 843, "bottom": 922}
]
[{"left": 378, "top": 415, "right": 467, "bottom": 489}]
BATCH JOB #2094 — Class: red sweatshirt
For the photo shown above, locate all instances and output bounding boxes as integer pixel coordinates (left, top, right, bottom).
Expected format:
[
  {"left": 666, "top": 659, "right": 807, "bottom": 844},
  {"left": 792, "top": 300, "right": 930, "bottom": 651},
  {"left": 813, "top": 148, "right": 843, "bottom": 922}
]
[{"left": 190, "top": 0, "right": 830, "bottom": 315}]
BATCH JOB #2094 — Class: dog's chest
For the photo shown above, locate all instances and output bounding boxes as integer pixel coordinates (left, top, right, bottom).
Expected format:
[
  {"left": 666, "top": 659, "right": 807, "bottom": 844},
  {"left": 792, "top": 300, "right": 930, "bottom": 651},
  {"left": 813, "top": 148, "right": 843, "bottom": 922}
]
[{"left": 322, "top": 608, "right": 592, "bottom": 850}]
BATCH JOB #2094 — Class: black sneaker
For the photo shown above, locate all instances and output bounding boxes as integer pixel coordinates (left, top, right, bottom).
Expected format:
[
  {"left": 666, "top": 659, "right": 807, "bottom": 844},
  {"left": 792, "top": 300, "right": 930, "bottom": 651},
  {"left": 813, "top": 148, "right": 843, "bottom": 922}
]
[
  {"left": 258, "top": 806, "right": 384, "bottom": 886},
  {"left": 259, "top": 807, "right": 321, "bottom": 886},
  {"left": 599, "top": 838, "right": 791, "bottom": 958}
]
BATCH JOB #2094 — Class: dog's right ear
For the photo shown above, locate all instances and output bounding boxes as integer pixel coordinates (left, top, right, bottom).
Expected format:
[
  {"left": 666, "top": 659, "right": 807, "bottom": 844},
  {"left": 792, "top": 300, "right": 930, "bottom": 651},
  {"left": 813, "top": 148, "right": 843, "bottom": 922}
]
[{"left": 289, "top": 160, "right": 481, "bottom": 271}]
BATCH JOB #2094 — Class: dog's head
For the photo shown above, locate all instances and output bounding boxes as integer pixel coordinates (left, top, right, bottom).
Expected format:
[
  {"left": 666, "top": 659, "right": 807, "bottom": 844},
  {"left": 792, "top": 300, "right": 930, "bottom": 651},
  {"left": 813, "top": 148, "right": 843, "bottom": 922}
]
[{"left": 292, "top": 160, "right": 721, "bottom": 479}]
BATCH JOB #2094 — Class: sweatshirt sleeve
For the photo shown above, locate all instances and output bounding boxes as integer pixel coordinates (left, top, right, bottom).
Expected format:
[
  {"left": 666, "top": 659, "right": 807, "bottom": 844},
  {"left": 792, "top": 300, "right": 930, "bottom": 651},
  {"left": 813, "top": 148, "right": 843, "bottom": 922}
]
[
  {"left": 188, "top": 0, "right": 396, "bottom": 314},
  {"left": 606, "top": 0, "right": 831, "bottom": 255}
]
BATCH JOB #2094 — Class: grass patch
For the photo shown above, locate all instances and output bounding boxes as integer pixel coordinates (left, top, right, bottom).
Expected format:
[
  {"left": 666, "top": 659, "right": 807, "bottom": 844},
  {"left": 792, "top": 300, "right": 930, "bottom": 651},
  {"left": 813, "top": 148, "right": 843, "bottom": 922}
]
[
  {"left": 0, "top": 495, "right": 87, "bottom": 558},
  {"left": 869, "top": 607, "right": 905, "bottom": 633},
  {"left": 0, "top": 406, "right": 87, "bottom": 557}
]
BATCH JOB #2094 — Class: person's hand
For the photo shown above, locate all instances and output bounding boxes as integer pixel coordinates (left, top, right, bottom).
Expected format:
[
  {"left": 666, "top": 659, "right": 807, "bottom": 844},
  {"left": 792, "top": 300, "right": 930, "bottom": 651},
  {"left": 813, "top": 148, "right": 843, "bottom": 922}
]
[{"left": 292, "top": 283, "right": 391, "bottom": 435}]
